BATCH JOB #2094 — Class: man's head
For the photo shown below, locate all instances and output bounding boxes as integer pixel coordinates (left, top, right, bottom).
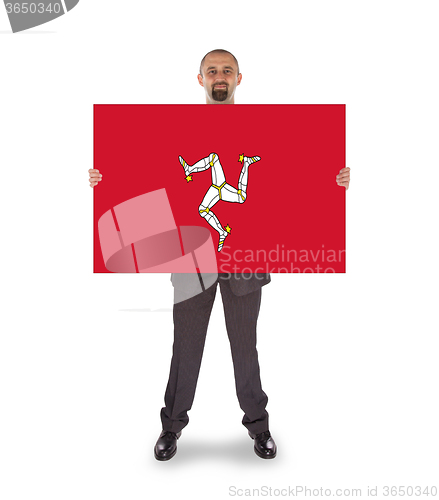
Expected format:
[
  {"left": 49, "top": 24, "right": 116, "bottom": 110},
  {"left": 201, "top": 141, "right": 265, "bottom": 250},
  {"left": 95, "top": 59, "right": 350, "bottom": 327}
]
[{"left": 198, "top": 49, "right": 242, "bottom": 104}]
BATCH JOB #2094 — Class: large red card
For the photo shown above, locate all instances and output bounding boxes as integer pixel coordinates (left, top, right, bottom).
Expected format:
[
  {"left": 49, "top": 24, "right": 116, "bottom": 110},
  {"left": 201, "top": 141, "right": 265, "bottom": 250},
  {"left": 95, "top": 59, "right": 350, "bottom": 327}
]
[{"left": 94, "top": 104, "right": 345, "bottom": 273}]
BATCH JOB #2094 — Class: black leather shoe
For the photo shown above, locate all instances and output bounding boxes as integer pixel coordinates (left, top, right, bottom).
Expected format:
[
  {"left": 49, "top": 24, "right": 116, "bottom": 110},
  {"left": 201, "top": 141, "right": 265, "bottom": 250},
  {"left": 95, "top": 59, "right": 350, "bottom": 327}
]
[
  {"left": 154, "top": 430, "right": 182, "bottom": 461},
  {"left": 249, "top": 430, "right": 277, "bottom": 459}
]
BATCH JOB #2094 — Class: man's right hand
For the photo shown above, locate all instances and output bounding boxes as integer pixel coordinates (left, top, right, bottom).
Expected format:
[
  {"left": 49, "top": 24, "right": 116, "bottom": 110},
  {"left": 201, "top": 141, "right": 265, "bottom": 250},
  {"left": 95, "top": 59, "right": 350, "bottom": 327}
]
[{"left": 89, "top": 169, "right": 102, "bottom": 188}]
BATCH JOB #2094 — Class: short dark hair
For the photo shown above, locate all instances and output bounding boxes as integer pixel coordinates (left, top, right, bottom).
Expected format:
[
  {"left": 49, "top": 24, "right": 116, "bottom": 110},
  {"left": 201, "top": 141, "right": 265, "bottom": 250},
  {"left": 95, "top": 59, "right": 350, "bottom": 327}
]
[{"left": 199, "top": 49, "right": 240, "bottom": 76}]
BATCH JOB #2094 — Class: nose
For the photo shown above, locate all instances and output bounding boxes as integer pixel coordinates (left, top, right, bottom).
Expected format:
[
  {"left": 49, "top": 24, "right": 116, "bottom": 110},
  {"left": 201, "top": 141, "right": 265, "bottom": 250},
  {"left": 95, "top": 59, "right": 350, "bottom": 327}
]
[
  {"left": 215, "top": 71, "right": 228, "bottom": 80},
  {"left": 214, "top": 76, "right": 227, "bottom": 84}
]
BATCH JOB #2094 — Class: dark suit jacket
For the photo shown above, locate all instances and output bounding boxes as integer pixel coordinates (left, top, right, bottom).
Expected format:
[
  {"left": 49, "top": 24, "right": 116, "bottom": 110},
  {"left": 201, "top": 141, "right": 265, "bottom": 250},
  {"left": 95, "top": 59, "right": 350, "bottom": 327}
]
[
  {"left": 225, "top": 273, "right": 271, "bottom": 296},
  {"left": 171, "top": 273, "right": 270, "bottom": 297}
]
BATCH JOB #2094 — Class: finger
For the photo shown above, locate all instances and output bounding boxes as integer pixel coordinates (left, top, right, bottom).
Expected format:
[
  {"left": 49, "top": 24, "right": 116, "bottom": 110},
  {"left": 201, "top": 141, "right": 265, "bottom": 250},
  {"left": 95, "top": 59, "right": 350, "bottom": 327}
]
[
  {"left": 89, "top": 174, "right": 102, "bottom": 180},
  {"left": 88, "top": 169, "right": 100, "bottom": 173},
  {"left": 90, "top": 181, "right": 99, "bottom": 187},
  {"left": 338, "top": 167, "right": 350, "bottom": 173},
  {"left": 336, "top": 172, "right": 350, "bottom": 180},
  {"left": 337, "top": 181, "right": 349, "bottom": 189}
]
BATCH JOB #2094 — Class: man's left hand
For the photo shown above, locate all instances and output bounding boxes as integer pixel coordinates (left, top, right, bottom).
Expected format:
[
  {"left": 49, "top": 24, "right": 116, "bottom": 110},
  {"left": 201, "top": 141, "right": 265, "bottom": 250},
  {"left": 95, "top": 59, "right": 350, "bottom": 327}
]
[{"left": 336, "top": 167, "right": 350, "bottom": 190}]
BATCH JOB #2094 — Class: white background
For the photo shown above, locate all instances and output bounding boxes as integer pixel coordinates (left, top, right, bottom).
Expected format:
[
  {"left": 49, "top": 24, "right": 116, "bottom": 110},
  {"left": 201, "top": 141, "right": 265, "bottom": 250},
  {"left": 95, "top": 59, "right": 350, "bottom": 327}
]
[{"left": 1, "top": 1, "right": 438, "bottom": 498}]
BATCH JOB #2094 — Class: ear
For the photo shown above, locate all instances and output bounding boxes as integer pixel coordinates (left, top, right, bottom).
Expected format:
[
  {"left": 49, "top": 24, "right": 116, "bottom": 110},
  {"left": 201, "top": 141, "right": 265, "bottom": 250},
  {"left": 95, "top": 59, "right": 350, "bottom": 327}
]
[
  {"left": 237, "top": 73, "right": 242, "bottom": 86},
  {"left": 197, "top": 74, "right": 204, "bottom": 87}
]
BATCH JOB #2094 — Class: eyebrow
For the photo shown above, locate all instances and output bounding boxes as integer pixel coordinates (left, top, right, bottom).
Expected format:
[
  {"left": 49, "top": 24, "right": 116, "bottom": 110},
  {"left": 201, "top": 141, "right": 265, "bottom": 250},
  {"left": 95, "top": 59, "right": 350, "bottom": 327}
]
[{"left": 205, "top": 65, "right": 235, "bottom": 71}]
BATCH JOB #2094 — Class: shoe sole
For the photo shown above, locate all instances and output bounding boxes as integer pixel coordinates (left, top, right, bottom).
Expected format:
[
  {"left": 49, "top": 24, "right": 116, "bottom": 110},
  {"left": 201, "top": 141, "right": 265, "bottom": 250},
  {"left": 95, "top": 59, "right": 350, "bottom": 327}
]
[{"left": 154, "top": 447, "right": 177, "bottom": 461}]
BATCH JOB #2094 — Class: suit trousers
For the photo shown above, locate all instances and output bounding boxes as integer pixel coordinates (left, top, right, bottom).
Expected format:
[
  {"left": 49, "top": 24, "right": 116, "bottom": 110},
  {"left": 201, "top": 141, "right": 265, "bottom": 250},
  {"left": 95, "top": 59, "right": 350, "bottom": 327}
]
[{"left": 160, "top": 275, "right": 269, "bottom": 435}]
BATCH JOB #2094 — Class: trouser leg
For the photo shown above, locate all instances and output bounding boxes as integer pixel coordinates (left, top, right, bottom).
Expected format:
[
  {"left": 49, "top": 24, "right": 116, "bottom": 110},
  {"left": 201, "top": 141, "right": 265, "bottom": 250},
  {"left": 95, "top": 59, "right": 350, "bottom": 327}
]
[
  {"left": 219, "top": 279, "right": 269, "bottom": 435},
  {"left": 160, "top": 281, "right": 217, "bottom": 433}
]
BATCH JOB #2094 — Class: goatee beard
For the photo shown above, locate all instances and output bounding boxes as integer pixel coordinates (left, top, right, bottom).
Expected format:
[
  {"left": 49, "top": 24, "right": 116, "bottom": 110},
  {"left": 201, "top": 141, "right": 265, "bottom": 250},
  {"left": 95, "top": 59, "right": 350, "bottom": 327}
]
[{"left": 212, "top": 88, "right": 228, "bottom": 102}]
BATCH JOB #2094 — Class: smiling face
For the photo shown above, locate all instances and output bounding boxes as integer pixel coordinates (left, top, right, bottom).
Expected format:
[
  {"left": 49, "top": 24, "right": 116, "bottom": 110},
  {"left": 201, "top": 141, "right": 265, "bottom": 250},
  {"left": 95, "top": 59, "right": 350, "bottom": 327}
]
[{"left": 197, "top": 51, "right": 242, "bottom": 104}]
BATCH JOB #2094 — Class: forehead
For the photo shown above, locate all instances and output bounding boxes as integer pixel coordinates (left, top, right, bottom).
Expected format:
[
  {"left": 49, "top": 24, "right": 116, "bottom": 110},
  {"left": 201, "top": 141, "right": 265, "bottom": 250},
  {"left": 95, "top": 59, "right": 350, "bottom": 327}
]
[{"left": 202, "top": 52, "right": 237, "bottom": 72}]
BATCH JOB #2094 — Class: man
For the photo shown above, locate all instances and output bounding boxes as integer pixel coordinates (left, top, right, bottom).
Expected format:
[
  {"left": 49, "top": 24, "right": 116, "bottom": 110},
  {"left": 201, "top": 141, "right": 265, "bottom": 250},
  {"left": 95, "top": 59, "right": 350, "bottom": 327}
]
[{"left": 89, "top": 49, "right": 351, "bottom": 461}]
